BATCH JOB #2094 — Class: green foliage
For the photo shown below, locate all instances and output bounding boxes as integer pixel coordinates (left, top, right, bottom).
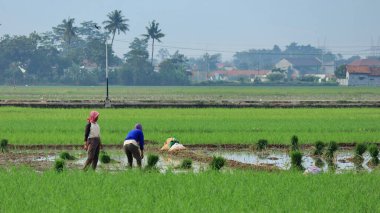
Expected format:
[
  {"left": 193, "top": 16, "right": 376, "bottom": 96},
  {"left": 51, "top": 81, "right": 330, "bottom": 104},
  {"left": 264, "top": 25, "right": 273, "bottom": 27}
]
[
  {"left": 180, "top": 159, "right": 192, "bottom": 169},
  {"left": 267, "top": 73, "right": 285, "bottom": 82},
  {"left": 368, "top": 145, "right": 379, "bottom": 158},
  {"left": 290, "top": 151, "right": 303, "bottom": 170},
  {"left": 158, "top": 51, "right": 190, "bottom": 85},
  {"left": 314, "top": 158, "right": 325, "bottom": 168},
  {"left": 54, "top": 159, "right": 65, "bottom": 172},
  {"left": 2, "top": 169, "right": 380, "bottom": 212},
  {"left": 1, "top": 139, "right": 8, "bottom": 153},
  {"left": 314, "top": 141, "right": 325, "bottom": 156},
  {"left": 355, "top": 143, "right": 367, "bottom": 156},
  {"left": 210, "top": 156, "right": 226, "bottom": 170},
  {"left": 368, "top": 144, "right": 379, "bottom": 165},
  {"left": 147, "top": 154, "right": 159, "bottom": 168},
  {"left": 103, "top": 10, "right": 129, "bottom": 47},
  {"left": 100, "top": 151, "right": 111, "bottom": 164},
  {"left": 59, "top": 152, "right": 75, "bottom": 160},
  {"left": 291, "top": 135, "right": 299, "bottom": 151},
  {"left": 256, "top": 139, "right": 268, "bottom": 151},
  {"left": 298, "top": 75, "right": 320, "bottom": 82},
  {"left": 335, "top": 65, "right": 347, "bottom": 79},
  {"left": 325, "top": 141, "right": 338, "bottom": 159},
  {"left": 1, "top": 106, "right": 380, "bottom": 145},
  {"left": 142, "top": 20, "right": 165, "bottom": 65}
]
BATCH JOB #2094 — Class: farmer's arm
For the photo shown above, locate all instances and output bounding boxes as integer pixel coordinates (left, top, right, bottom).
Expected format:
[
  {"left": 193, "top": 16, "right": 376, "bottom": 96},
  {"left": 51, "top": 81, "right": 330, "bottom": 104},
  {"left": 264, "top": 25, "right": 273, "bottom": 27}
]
[
  {"left": 84, "top": 123, "right": 91, "bottom": 149},
  {"left": 84, "top": 123, "right": 91, "bottom": 142}
]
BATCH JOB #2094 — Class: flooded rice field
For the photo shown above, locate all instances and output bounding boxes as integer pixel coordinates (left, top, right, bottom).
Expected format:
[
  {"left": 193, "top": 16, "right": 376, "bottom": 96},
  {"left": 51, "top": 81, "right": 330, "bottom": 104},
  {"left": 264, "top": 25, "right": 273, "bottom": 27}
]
[{"left": 0, "top": 145, "right": 378, "bottom": 173}]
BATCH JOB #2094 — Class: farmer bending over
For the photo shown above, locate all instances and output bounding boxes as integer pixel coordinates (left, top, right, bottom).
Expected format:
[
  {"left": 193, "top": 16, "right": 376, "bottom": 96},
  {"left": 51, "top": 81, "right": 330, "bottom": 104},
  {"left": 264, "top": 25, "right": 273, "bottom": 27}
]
[
  {"left": 123, "top": 123, "right": 144, "bottom": 168},
  {"left": 83, "top": 110, "right": 102, "bottom": 170}
]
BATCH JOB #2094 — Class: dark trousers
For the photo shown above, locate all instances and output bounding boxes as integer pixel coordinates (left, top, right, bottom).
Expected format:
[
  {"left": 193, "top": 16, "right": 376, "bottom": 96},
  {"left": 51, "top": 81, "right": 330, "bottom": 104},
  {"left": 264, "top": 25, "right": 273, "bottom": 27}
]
[
  {"left": 123, "top": 143, "right": 142, "bottom": 168},
  {"left": 83, "top": 137, "right": 100, "bottom": 170}
]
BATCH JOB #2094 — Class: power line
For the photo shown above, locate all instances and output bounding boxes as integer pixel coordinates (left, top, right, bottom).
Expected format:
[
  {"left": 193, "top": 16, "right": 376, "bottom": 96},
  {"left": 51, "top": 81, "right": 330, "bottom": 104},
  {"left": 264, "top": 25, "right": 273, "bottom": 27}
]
[{"left": 112, "top": 38, "right": 378, "bottom": 57}]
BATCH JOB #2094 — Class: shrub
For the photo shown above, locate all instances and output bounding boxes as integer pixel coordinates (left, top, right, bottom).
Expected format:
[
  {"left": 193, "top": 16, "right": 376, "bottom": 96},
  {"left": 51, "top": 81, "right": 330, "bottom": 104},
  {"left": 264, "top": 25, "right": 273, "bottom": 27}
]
[
  {"left": 314, "top": 141, "right": 325, "bottom": 156},
  {"left": 256, "top": 139, "right": 268, "bottom": 151},
  {"left": 54, "top": 159, "right": 65, "bottom": 172},
  {"left": 147, "top": 154, "right": 159, "bottom": 168},
  {"left": 180, "top": 159, "right": 193, "bottom": 169},
  {"left": 210, "top": 156, "right": 226, "bottom": 170},
  {"left": 59, "top": 152, "right": 75, "bottom": 160},
  {"left": 290, "top": 151, "right": 303, "bottom": 170},
  {"left": 368, "top": 144, "right": 379, "bottom": 165},
  {"left": 325, "top": 141, "right": 338, "bottom": 159},
  {"left": 314, "top": 158, "right": 324, "bottom": 168},
  {"left": 100, "top": 151, "right": 111, "bottom": 164},
  {"left": 1, "top": 139, "right": 8, "bottom": 153},
  {"left": 291, "top": 135, "right": 299, "bottom": 151},
  {"left": 355, "top": 143, "right": 367, "bottom": 156}
]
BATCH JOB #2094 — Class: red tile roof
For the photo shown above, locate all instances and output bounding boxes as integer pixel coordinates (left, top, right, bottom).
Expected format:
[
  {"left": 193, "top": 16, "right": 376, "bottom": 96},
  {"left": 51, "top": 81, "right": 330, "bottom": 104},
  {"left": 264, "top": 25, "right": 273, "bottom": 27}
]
[
  {"left": 349, "top": 59, "right": 380, "bottom": 66},
  {"left": 347, "top": 59, "right": 380, "bottom": 76}
]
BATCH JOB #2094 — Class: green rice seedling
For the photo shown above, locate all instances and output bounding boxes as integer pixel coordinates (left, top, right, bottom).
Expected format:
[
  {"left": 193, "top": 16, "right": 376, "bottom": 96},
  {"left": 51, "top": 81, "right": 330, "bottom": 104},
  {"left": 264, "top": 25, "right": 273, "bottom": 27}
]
[
  {"left": 2, "top": 107, "right": 380, "bottom": 145},
  {"left": 290, "top": 151, "right": 304, "bottom": 170},
  {"left": 180, "top": 159, "right": 193, "bottom": 169},
  {"left": 355, "top": 143, "right": 367, "bottom": 157},
  {"left": 313, "top": 141, "right": 325, "bottom": 156},
  {"left": 1, "top": 139, "right": 8, "bottom": 153},
  {"left": 100, "top": 151, "right": 111, "bottom": 164},
  {"left": 59, "top": 151, "right": 75, "bottom": 160},
  {"left": 54, "top": 159, "right": 65, "bottom": 172},
  {"left": 210, "top": 156, "right": 226, "bottom": 170},
  {"left": 325, "top": 141, "right": 338, "bottom": 159},
  {"left": 314, "top": 158, "right": 325, "bottom": 168},
  {"left": 326, "top": 158, "right": 336, "bottom": 172},
  {"left": 291, "top": 135, "right": 299, "bottom": 151},
  {"left": 368, "top": 144, "right": 379, "bottom": 165},
  {"left": 147, "top": 154, "right": 159, "bottom": 168},
  {"left": 256, "top": 139, "right": 268, "bottom": 151}
]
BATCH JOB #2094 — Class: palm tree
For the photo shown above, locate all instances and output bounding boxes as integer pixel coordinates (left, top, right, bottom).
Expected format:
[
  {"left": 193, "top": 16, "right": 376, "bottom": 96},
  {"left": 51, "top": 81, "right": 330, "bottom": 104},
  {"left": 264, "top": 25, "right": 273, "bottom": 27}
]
[
  {"left": 103, "top": 10, "right": 129, "bottom": 48},
  {"left": 143, "top": 20, "right": 165, "bottom": 65},
  {"left": 54, "top": 18, "right": 77, "bottom": 50}
]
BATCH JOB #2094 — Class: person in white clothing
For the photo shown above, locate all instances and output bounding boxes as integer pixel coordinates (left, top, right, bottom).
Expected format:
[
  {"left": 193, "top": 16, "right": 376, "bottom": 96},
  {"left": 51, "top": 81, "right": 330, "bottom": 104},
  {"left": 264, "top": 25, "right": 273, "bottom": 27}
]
[{"left": 83, "top": 110, "right": 102, "bottom": 170}]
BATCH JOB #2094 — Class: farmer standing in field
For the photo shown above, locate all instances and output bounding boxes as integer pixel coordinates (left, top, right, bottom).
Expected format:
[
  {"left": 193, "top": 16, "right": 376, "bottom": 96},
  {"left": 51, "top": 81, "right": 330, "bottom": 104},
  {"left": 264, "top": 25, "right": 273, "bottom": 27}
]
[
  {"left": 83, "top": 110, "right": 102, "bottom": 170},
  {"left": 123, "top": 123, "right": 144, "bottom": 168}
]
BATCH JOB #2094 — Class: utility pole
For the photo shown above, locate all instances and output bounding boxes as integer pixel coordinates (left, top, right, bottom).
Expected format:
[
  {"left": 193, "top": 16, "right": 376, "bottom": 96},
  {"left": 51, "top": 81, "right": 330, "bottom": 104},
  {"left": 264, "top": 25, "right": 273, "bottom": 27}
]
[
  {"left": 105, "top": 41, "right": 111, "bottom": 108},
  {"left": 94, "top": 25, "right": 111, "bottom": 108}
]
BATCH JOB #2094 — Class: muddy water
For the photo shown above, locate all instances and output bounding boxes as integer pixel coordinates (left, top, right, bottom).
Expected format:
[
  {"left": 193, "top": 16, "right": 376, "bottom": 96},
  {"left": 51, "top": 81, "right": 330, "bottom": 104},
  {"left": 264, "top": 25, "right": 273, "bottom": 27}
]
[
  {"left": 206, "top": 149, "right": 376, "bottom": 173},
  {"left": 2, "top": 147, "right": 378, "bottom": 173},
  {"left": 74, "top": 153, "right": 207, "bottom": 173},
  {"left": 26, "top": 150, "right": 208, "bottom": 173}
]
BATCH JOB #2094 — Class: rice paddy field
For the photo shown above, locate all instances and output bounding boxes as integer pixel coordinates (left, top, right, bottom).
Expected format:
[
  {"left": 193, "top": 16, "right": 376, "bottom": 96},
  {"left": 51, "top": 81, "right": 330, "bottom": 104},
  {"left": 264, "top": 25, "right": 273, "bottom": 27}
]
[
  {"left": 1, "top": 86, "right": 380, "bottom": 212},
  {"left": 1, "top": 85, "right": 380, "bottom": 101},
  {"left": 1, "top": 107, "right": 379, "bottom": 145},
  {"left": 0, "top": 168, "right": 379, "bottom": 212}
]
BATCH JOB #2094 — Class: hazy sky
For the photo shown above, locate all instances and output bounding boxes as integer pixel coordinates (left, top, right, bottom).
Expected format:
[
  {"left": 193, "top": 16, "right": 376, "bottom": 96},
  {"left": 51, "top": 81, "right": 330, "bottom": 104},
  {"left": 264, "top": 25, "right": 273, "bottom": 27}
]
[{"left": 1, "top": 0, "right": 379, "bottom": 60}]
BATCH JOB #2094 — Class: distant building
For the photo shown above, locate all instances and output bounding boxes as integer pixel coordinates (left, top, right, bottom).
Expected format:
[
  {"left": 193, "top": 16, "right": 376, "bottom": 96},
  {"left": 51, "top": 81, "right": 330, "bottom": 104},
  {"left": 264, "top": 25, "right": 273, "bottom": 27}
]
[
  {"left": 346, "top": 59, "right": 380, "bottom": 86},
  {"left": 208, "top": 70, "right": 270, "bottom": 82},
  {"left": 321, "top": 60, "right": 335, "bottom": 75},
  {"left": 190, "top": 71, "right": 208, "bottom": 82},
  {"left": 275, "top": 57, "right": 322, "bottom": 78}
]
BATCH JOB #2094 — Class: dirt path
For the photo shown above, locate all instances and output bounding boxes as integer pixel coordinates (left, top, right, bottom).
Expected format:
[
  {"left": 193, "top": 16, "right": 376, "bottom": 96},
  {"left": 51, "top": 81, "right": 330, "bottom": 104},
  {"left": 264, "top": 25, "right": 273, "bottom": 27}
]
[{"left": 2, "top": 100, "right": 380, "bottom": 108}]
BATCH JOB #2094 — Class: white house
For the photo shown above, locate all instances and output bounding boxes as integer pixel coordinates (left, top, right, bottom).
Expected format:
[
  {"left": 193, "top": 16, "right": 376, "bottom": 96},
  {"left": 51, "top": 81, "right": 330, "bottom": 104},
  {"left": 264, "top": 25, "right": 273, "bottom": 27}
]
[{"left": 346, "top": 59, "right": 380, "bottom": 86}]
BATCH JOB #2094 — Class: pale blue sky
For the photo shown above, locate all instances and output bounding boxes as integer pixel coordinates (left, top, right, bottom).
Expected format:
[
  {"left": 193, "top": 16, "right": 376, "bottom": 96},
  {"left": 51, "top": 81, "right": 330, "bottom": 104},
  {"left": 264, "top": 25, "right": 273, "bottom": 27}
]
[{"left": 1, "top": 0, "right": 379, "bottom": 60}]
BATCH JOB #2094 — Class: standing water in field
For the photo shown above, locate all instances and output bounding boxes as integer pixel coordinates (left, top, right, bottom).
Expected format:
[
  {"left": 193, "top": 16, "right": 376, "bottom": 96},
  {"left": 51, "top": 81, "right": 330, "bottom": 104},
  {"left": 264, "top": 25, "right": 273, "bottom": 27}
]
[{"left": 206, "top": 149, "right": 375, "bottom": 173}]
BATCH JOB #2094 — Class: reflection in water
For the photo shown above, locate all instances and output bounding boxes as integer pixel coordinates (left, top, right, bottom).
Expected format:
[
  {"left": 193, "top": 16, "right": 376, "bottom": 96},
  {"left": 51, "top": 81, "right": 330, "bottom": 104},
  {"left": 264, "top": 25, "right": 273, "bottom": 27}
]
[{"left": 209, "top": 150, "right": 375, "bottom": 173}]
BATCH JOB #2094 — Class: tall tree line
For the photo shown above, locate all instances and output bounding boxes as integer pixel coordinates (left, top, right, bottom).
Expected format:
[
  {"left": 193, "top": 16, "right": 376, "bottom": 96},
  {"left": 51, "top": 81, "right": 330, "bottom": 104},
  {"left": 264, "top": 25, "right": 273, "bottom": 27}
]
[{"left": 0, "top": 10, "right": 190, "bottom": 86}]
